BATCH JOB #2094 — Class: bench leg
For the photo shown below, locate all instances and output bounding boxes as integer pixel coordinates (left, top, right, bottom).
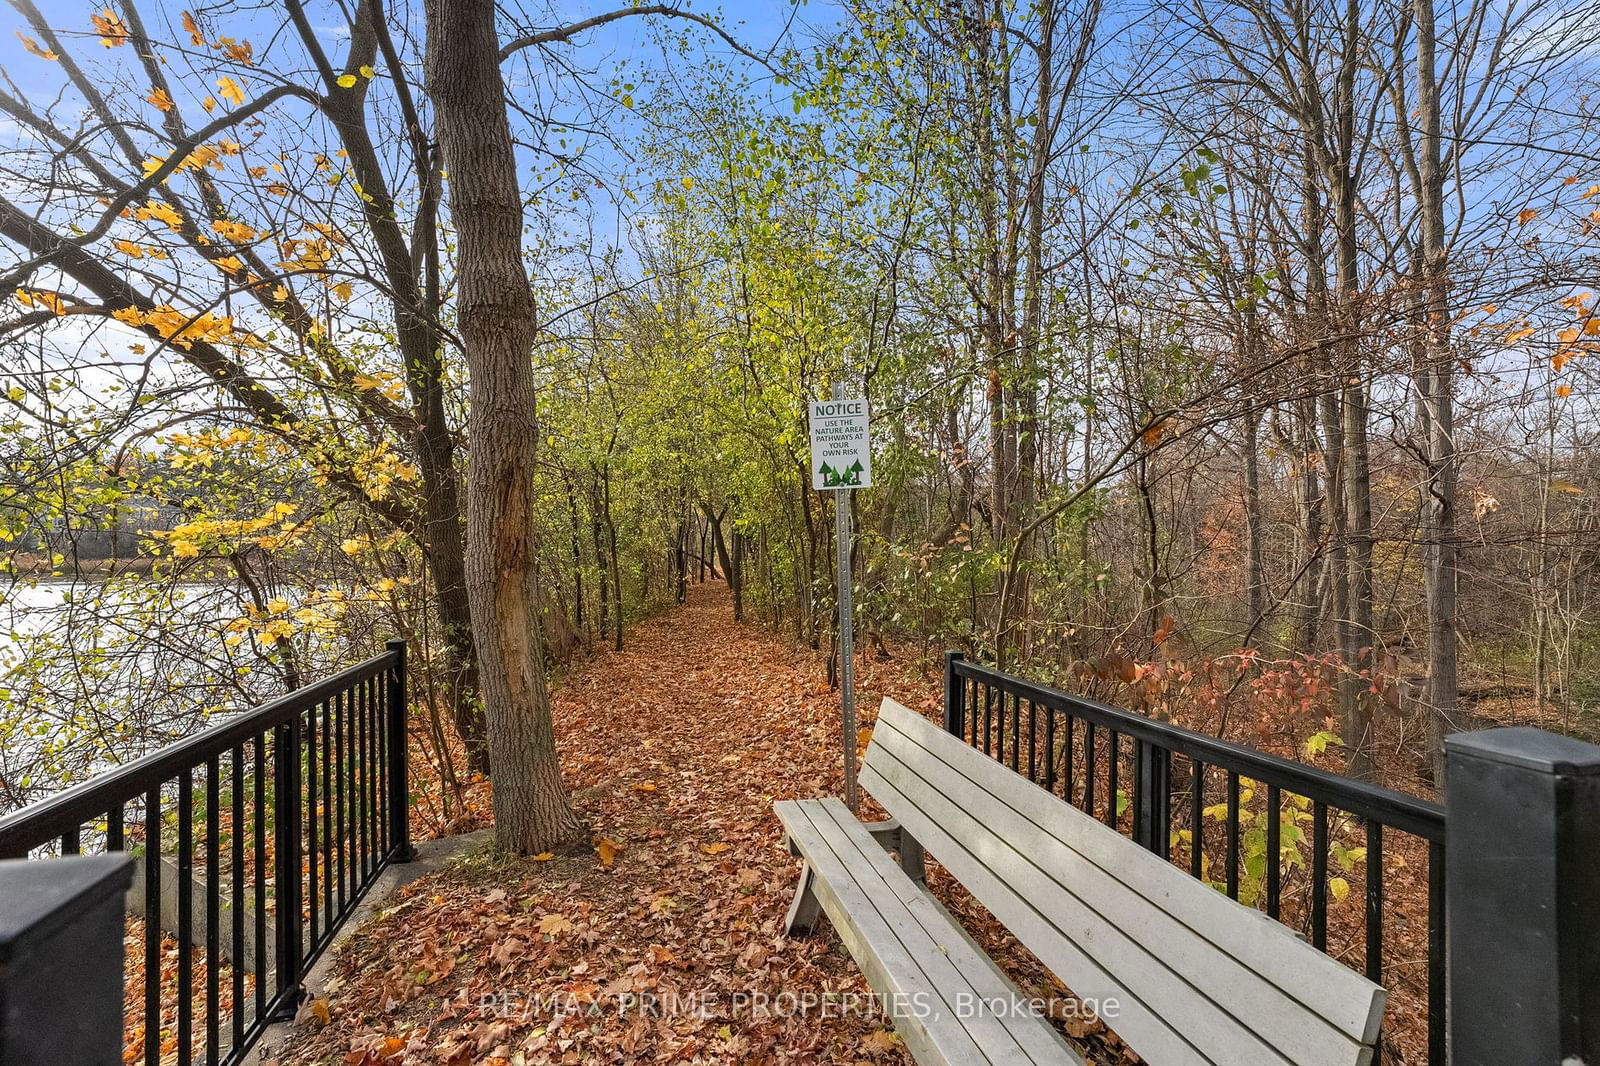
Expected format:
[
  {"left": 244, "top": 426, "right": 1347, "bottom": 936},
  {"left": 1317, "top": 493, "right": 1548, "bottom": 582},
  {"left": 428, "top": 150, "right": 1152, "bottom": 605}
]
[
  {"left": 785, "top": 862, "right": 822, "bottom": 937},
  {"left": 865, "top": 819, "right": 926, "bottom": 885}
]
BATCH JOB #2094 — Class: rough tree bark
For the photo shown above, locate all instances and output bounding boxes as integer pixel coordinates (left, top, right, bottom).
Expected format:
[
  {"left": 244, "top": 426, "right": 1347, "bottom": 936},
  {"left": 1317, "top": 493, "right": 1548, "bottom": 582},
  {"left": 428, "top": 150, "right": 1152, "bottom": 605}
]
[{"left": 424, "top": 0, "right": 581, "bottom": 853}]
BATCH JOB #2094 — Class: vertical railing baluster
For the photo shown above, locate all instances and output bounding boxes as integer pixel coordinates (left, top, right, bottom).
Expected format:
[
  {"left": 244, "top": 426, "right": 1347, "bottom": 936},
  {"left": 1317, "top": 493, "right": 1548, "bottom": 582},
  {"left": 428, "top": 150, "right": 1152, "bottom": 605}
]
[
  {"left": 336, "top": 689, "right": 347, "bottom": 911},
  {"left": 1026, "top": 700, "right": 1037, "bottom": 784},
  {"left": 1365, "top": 821, "right": 1384, "bottom": 984},
  {"left": 1065, "top": 715, "right": 1076, "bottom": 804},
  {"left": 108, "top": 805, "right": 124, "bottom": 851},
  {"left": 1044, "top": 706, "right": 1056, "bottom": 795},
  {"left": 253, "top": 733, "right": 266, "bottom": 1024},
  {"left": 366, "top": 676, "right": 379, "bottom": 879},
  {"left": 322, "top": 697, "right": 333, "bottom": 925},
  {"left": 1266, "top": 784, "right": 1282, "bottom": 920},
  {"left": 1106, "top": 731, "right": 1120, "bottom": 829},
  {"left": 273, "top": 714, "right": 303, "bottom": 1018},
  {"left": 1225, "top": 771, "right": 1240, "bottom": 900},
  {"left": 972, "top": 681, "right": 985, "bottom": 755},
  {"left": 1428, "top": 839, "right": 1445, "bottom": 1066},
  {"left": 1084, "top": 723, "right": 1097, "bottom": 816},
  {"left": 377, "top": 678, "right": 390, "bottom": 857},
  {"left": 1189, "top": 759, "right": 1204, "bottom": 880},
  {"left": 178, "top": 769, "right": 193, "bottom": 1064},
  {"left": 351, "top": 682, "right": 364, "bottom": 887},
  {"left": 231, "top": 742, "right": 246, "bottom": 1053},
  {"left": 205, "top": 755, "right": 220, "bottom": 1066},
  {"left": 1009, "top": 692, "right": 1020, "bottom": 773},
  {"left": 1312, "top": 801, "right": 1329, "bottom": 951},
  {"left": 60, "top": 826, "right": 80, "bottom": 854},
  {"left": 144, "top": 785, "right": 162, "bottom": 1066},
  {"left": 306, "top": 706, "right": 319, "bottom": 950}
]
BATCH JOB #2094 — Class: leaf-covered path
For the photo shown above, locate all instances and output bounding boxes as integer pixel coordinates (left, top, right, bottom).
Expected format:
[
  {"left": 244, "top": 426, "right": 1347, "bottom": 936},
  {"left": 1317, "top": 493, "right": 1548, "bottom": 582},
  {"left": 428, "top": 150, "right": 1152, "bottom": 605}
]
[{"left": 274, "top": 585, "right": 1102, "bottom": 1066}]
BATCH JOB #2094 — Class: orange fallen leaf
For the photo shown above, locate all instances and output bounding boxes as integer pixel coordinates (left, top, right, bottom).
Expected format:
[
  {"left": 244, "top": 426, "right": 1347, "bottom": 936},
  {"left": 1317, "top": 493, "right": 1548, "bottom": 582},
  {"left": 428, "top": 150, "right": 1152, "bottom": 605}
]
[
  {"left": 701, "top": 842, "right": 731, "bottom": 855},
  {"left": 595, "top": 837, "right": 621, "bottom": 866}
]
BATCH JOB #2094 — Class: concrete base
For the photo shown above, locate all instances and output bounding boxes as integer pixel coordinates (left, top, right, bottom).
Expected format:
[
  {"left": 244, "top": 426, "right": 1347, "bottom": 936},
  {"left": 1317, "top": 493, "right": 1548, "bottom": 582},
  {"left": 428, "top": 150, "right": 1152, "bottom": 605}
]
[
  {"left": 244, "top": 829, "right": 493, "bottom": 1064},
  {"left": 124, "top": 853, "right": 272, "bottom": 972}
]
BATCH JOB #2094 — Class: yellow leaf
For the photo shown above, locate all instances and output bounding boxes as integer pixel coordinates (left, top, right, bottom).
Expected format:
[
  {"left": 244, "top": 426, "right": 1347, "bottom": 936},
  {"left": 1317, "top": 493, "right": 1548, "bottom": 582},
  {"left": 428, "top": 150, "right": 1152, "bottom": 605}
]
[
  {"left": 216, "top": 77, "right": 245, "bottom": 107},
  {"left": 595, "top": 837, "right": 621, "bottom": 867},
  {"left": 1329, "top": 876, "right": 1350, "bottom": 902},
  {"left": 332, "top": 280, "right": 353, "bottom": 301},
  {"left": 360, "top": 64, "right": 375, "bottom": 79},
  {"left": 631, "top": 781, "right": 658, "bottom": 792},
  {"left": 16, "top": 32, "right": 58, "bottom": 60},
  {"left": 211, "top": 219, "right": 257, "bottom": 243},
  {"left": 147, "top": 88, "right": 173, "bottom": 112},
  {"left": 531, "top": 852, "right": 555, "bottom": 861},
  {"left": 306, "top": 996, "right": 331, "bottom": 1025},
  {"left": 336, "top": 73, "right": 358, "bottom": 89},
  {"left": 202, "top": 96, "right": 217, "bottom": 113},
  {"left": 182, "top": 11, "right": 205, "bottom": 46},
  {"left": 113, "top": 239, "right": 145, "bottom": 259},
  {"left": 536, "top": 912, "right": 574, "bottom": 936}
]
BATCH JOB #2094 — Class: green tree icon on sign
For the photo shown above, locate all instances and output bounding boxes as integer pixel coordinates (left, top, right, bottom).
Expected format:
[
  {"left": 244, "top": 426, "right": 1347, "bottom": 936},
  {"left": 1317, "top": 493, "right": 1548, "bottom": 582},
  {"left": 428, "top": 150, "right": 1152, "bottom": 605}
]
[{"left": 819, "top": 460, "right": 864, "bottom": 487}]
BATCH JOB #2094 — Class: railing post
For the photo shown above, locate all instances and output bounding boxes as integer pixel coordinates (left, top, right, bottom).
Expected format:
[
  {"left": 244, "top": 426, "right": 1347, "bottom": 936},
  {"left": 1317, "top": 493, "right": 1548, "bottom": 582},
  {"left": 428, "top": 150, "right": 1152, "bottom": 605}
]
[
  {"left": 271, "top": 715, "right": 304, "bottom": 1019},
  {"left": 386, "top": 640, "right": 415, "bottom": 863},
  {"left": 1445, "top": 726, "right": 1600, "bottom": 1064},
  {"left": 0, "top": 855, "right": 134, "bottom": 1064},
  {"left": 943, "top": 650, "right": 965, "bottom": 737},
  {"left": 1133, "top": 740, "right": 1171, "bottom": 856}
]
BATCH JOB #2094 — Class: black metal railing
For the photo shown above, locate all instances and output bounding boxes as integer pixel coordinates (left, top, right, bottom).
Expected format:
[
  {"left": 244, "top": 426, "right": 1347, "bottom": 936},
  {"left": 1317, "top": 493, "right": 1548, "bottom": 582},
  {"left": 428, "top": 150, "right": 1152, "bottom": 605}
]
[
  {"left": 0, "top": 640, "right": 413, "bottom": 1066},
  {"left": 944, "top": 652, "right": 1446, "bottom": 1064}
]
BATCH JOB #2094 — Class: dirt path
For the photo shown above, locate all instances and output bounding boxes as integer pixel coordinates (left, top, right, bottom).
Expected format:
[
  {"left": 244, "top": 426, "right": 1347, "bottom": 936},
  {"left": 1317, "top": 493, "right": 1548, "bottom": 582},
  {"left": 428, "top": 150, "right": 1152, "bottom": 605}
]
[{"left": 272, "top": 585, "right": 1098, "bottom": 1066}]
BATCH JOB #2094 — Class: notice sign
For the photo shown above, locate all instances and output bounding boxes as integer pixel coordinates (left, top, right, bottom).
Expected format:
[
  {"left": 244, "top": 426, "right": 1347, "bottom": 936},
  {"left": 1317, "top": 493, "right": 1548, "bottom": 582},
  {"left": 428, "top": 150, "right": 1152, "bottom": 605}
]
[{"left": 809, "top": 398, "right": 872, "bottom": 490}]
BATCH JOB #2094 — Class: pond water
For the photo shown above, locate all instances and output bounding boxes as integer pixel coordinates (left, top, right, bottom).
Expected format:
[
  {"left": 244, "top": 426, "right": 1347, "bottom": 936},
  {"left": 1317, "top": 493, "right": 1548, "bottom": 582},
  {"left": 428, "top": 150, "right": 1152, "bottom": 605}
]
[{"left": 0, "top": 578, "right": 253, "bottom": 815}]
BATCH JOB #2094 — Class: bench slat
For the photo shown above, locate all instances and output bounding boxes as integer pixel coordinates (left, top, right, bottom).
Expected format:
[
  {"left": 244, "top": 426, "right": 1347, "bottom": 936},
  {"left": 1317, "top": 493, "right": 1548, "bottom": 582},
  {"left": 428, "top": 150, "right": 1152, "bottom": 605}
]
[
  {"left": 776, "top": 799, "right": 1080, "bottom": 1066},
  {"left": 863, "top": 699, "right": 1383, "bottom": 1066},
  {"left": 806, "top": 799, "right": 1084, "bottom": 1066}
]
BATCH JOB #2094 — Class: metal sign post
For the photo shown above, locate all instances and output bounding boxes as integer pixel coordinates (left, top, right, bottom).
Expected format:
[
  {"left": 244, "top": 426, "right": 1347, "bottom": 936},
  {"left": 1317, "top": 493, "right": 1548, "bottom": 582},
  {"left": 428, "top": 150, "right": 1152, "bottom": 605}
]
[{"left": 809, "top": 384, "right": 872, "bottom": 812}]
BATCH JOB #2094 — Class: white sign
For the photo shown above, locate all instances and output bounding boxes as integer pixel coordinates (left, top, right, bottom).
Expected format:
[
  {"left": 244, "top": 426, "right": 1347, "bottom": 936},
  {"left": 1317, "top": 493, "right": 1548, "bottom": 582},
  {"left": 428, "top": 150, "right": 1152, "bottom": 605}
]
[{"left": 809, "top": 398, "right": 872, "bottom": 490}]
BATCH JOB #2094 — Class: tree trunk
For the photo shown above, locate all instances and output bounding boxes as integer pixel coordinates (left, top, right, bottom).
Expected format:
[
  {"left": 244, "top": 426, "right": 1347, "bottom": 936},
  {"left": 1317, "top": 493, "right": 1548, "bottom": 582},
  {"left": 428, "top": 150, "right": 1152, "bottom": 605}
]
[
  {"left": 1241, "top": 402, "right": 1267, "bottom": 632},
  {"left": 1414, "top": 0, "right": 1457, "bottom": 781},
  {"left": 424, "top": 0, "right": 580, "bottom": 854}
]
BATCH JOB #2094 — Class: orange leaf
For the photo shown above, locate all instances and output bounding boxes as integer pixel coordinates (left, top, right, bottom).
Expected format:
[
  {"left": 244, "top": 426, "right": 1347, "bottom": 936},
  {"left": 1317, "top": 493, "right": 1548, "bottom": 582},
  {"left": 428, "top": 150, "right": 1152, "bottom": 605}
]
[
  {"left": 90, "top": 8, "right": 129, "bottom": 47},
  {"left": 1556, "top": 384, "right": 1574, "bottom": 398},
  {"left": 1517, "top": 208, "right": 1539, "bottom": 226},
  {"left": 16, "top": 32, "right": 58, "bottom": 60},
  {"left": 701, "top": 842, "right": 731, "bottom": 855},
  {"left": 595, "top": 837, "right": 620, "bottom": 867}
]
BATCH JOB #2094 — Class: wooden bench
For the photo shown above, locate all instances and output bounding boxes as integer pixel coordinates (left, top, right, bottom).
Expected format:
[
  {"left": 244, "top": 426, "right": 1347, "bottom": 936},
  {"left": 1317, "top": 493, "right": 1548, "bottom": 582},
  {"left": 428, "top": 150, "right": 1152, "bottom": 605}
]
[{"left": 775, "top": 698, "right": 1386, "bottom": 1066}]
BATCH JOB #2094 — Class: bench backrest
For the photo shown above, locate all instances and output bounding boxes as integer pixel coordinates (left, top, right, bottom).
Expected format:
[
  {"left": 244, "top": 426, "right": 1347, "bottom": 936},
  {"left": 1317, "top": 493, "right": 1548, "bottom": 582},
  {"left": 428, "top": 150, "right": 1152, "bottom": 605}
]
[{"left": 861, "top": 698, "right": 1385, "bottom": 1066}]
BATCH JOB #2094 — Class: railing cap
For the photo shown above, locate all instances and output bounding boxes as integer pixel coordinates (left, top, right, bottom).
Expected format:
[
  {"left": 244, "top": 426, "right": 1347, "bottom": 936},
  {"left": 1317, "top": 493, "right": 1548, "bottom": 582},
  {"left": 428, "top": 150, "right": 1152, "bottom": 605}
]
[
  {"left": 1445, "top": 726, "right": 1600, "bottom": 777},
  {"left": 0, "top": 854, "right": 133, "bottom": 962}
]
